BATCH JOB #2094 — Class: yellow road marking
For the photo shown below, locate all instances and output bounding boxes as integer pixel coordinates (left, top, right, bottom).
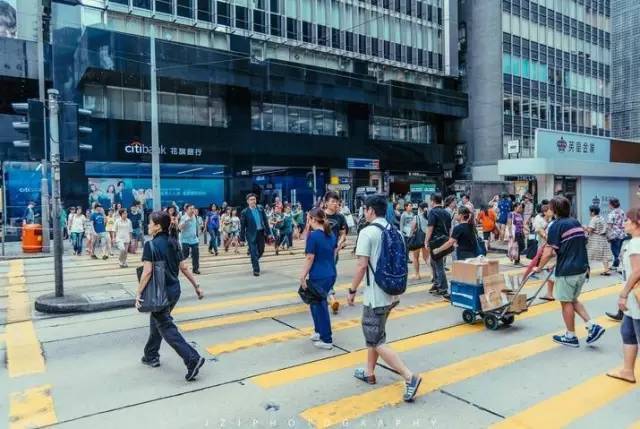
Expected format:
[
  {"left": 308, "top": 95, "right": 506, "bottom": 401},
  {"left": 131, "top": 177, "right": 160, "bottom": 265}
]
[
  {"left": 629, "top": 421, "right": 640, "bottom": 429},
  {"left": 207, "top": 290, "right": 442, "bottom": 355},
  {"left": 299, "top": 317, "right": 618, "bottom": 428},
  {"left": 9, "top": 385, "right": 57, "bottom": 429},
  {"left": 178, "top": 284, "right": 430, "bottom": 332},
  {"left": 491, "top": 369, "right": 640, "bottom": 429},
  {"left": 5, "top": 260, "right": 45, "bottom": 377},
  {"left": 253, "top": 283, "right": 620, "bottom": 389},
  {"left": 174, "top": 281, "right": 355, "bottom": 315}
]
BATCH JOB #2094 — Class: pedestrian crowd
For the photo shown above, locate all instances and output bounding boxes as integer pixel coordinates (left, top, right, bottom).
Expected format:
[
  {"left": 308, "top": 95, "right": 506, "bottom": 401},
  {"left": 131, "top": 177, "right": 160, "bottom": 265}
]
[{"left": 30, "top": 187, "right": 640, "bottom": 397}]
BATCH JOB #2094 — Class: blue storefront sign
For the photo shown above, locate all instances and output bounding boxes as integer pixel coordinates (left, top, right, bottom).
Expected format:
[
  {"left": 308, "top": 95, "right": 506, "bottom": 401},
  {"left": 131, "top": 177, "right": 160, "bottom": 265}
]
[
  {"left": 535, "top": 129, "right": 610, "bottom": 162},
  {"left": 347, "top": 158, "right": 380, "bottom": 170}
]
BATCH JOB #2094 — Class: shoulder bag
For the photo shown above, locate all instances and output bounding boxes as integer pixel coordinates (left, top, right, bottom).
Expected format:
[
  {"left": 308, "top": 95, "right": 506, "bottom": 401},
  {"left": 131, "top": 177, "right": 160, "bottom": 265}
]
[
  {"left": 136, "top": 240, "right": 169, "bottom": 313},
  {"left": 407, "top": 215, "right": 426, "bottom": 251}
]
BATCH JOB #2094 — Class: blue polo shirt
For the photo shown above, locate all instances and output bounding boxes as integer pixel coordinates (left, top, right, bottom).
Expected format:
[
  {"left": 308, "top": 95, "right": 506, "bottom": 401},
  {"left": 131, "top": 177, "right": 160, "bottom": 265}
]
[
  {"left": 305, "top": 230, "right": 337, "bottom": 280},
  {"left": 91, "top": 212, "right": 106, "bottom": 234}
]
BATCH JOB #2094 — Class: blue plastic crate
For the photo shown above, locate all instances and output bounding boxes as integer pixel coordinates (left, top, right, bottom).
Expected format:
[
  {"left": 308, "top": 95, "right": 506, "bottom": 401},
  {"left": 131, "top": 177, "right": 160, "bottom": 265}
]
[{"left": 450, "top": 281, "right": 484, "bottom": 312}]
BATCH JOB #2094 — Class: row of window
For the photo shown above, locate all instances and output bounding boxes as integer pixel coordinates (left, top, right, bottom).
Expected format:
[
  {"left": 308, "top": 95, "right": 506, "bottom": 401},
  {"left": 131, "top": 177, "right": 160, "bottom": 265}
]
[
  {"left": 503, "top": 95, "right": 609, "bottom": 130},
  {"left": 82, "top": 85, "right": 228, "bottom": 127},
  {"left": 504, "top": 0, "right": 610, "bottom": 34},
  {"left": 503, "top": 53, "right": 609, "bottom": 98},
  {"left": 502, "top": 12, "right": 610, "bottom": 64},
  {"left": 250, "top": 102, "right": 347, "bottom": 136},
  {"left": 370, "top": 115, "right": 433, "bottom": 143},
  {"left": 503, "top": 32, "right": 610, "bottom": 81},
  {"left": 109, "top": 0, "right": 443, "bottom": 23}
]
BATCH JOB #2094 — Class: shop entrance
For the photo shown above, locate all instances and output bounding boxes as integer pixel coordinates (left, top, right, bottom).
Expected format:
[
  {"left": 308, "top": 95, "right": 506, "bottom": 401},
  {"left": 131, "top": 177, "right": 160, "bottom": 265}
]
[
  {"left": 252, "top": 167, "right": 326, "bottom": 209},
  {"left": 554, "top": 176, "right": 578, "bottom": 218}
]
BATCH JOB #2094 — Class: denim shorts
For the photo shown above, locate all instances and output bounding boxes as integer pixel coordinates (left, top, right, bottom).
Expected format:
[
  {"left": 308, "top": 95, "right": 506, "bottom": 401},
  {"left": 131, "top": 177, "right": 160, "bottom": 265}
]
[
  {"left": 621, "top": 315, "right": 640, "bottom": 345},
  {"left": 362, "top": 305, "right": 392, "bottom": 347}
]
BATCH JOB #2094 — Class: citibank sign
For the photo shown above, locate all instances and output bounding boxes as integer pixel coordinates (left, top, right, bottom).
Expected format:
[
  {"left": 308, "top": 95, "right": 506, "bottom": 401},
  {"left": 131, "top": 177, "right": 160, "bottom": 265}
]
[{"left": 125, "top": 140, "right": 166, "bottom": 155}]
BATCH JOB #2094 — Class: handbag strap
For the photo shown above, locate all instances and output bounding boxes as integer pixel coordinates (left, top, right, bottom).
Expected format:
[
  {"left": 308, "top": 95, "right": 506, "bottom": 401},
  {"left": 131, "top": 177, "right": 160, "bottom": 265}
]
[{"left": 148, "top": 239, "right": 155, "bottom": 263}]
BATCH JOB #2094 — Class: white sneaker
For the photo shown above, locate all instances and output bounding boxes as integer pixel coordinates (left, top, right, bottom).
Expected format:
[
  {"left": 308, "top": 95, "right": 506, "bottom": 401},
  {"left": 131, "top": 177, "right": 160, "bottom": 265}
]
[
  {"left": 313, "top": 341, "right": 333, "bottom": 350},
  {"left": 309, "top": 333, "right": 320, "bottom": 342}
]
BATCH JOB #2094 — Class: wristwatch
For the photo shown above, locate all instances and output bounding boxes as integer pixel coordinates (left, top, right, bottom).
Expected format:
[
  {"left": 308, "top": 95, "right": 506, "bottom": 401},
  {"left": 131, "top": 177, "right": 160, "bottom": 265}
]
[{"left": 348, "top": 288, "right": 357, "bottom": 294}]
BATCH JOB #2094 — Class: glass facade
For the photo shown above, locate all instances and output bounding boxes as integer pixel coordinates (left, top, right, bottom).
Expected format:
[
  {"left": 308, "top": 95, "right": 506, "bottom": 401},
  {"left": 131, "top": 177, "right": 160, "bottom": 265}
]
[
  {"left": 107, "top": 0, "right": 446, "bottom": 72},
  {"left": 370, "top": 114, "right": 433, "bottom": 144},
  {"left": 83, "top": 84, "right": 228, "bottom": 127},
  {"left": 251, "top": 102, "right": 347, "bottom": 136},
  {"left": 501, "top": 0, "right": 611, "bottom": 158}
]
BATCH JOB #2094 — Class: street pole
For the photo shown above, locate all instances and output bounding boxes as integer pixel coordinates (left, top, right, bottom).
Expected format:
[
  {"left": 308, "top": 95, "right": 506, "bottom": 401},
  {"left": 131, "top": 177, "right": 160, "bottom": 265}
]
[
  {"left": 37, "top": 3, "right": 50, "bottom": 253},
  {"left": 150, "top": 24, "right": 161, "bottom": 211},
  {"left": 1, "top": 163, "right": 6, "bottom": 257},
  {"left": 47, "top": 89, "right": 64, "bottom": 297},
  {"left": 312, "top": 165, "right": 317, "bottom": 205}
]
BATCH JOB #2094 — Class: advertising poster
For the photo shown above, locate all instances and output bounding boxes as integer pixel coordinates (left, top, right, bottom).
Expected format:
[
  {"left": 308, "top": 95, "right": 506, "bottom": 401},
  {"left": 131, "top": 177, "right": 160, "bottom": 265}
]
[
  {"left": 630, "top": 180, "right": 640, "bottom": 210},
  {"left": 0, "top": 0, "right": 17, "bottom": 38},
  {"left": 579, "top": 177, "right": 630, "bottom": 224},
  {"left": 87, "top": 177, "right": 223, "bottom": 210}
]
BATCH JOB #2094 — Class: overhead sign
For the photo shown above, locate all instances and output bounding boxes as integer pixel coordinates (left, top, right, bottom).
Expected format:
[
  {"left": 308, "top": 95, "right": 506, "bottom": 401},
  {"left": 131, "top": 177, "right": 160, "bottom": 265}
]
[
  {"left": 535, "top": 129, "right": 610, "bottom": 162},
  {"left": 507, "top": 139, "right": 520, "bottom": 154},
  {"left": 123, "top": 140, "right": 204, "bottom": 159},
  {"left": 327, "top": 184, "right": 351, "bottom": 191},
  {"left": 410, "top": 183, "right": 436, "bottom": 193},
  {"left": 347, "top": 158, "right": 380, "bottom": 170}
]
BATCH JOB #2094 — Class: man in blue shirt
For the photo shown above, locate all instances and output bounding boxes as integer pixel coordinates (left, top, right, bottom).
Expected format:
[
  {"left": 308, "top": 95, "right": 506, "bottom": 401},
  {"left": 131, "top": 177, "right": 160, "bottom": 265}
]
[
  {"left": 535, "top": 196, "right": 605, "bottom": 348},
  {"left": 179, "top": 204, "right": 200, "bottom": 275},
  {"left": 240, "top": 193, "right": 272, "bottom": 276},
  {"left": 91, "top": 205, "right": 108, "bottom": 260}
]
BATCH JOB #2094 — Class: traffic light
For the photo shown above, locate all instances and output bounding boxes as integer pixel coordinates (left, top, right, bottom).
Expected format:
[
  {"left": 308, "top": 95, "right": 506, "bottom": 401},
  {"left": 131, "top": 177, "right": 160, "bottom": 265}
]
[
  {"left": 59, "top": 102, "right": 92, "bottom": 162},
  {"left": 12, "top": 100, "right": 46, "bottom": 161}
]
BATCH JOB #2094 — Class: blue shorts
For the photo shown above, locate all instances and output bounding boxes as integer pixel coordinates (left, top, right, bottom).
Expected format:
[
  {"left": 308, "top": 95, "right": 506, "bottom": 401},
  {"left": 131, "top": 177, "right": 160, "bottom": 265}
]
[
  {"left": 621, "top": 315, "right": 640, "bottom": 345},
  {"left": 132, "top": 229, "right": 143, "bottom": 241}
]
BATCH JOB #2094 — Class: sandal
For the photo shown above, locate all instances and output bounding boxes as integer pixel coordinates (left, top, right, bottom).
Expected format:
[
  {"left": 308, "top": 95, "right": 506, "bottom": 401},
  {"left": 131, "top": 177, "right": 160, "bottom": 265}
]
[
  {"left": 354, "top": 368, "right": 377, "bottom": 385},
  {"left": 539, "top": 296, "right": 555, "bottom": 301},
  {"left": 601, "top": 271, "right": 612, "bottom": 276},
  {"left": 606, "top": 371, "right": 636, "bottom": 384}
]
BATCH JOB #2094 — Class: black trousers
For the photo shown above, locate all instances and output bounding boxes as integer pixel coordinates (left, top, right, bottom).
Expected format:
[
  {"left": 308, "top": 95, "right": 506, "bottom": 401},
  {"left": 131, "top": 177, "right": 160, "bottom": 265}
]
[
  {"left": 182, "top": 243, "right": 199, "bottom": 271},
  {"left": 248, "top": 234, "right": 265, "bottom": 273}
]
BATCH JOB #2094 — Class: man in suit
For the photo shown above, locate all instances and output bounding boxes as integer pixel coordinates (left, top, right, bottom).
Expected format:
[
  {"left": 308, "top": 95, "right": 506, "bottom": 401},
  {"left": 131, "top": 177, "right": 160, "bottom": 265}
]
[{"left": 240, "top": 193, "right": 272, "bottom": 276}]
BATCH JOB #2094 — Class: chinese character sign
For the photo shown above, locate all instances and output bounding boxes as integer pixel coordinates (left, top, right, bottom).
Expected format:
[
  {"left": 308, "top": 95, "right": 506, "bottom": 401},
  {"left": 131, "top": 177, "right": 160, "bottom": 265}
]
[{"left": 536, "top": 130, "right": 610, "bottom": 162}]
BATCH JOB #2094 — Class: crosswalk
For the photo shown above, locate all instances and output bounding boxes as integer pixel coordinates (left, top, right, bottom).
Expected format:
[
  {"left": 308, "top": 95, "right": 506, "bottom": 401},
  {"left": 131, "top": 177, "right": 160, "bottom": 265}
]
[{"left": 4, "top": 250, "right": 637, "bottom": 428}]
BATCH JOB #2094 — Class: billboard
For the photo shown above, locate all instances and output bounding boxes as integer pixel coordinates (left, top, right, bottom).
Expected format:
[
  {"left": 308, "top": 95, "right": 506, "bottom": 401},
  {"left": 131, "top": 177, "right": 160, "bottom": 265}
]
[
  {"left": 0, "top": 0, "right": 17, "bottom": 39},
  {"left": 535, "top": 129, "right": 610, "bottom": 162},
  {"left": 87, "top": 177, "right": 224, "bottom": 211}
]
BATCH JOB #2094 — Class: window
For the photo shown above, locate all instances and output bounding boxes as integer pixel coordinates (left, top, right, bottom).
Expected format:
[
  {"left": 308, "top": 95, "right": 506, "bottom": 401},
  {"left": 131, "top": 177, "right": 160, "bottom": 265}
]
[
  {"left": 270, "top": 0, "right": 279, "bottom": 13},
  {"left": 194, "top": 96, "right": 209, "bottom": 126},
  {"left": 236, "top": 6, "right": 249, "bottom": 29},
  {"left": 318, "top": 25, "right": 328, "bottom": 45},
  {"left": 155, "top": 0, "right": 172, "bottom": 14},
  {"left": 254, "top": 10, "right": 266, "bottom": 32},
  {"left": 217, "top": 2, "right": 231, "bottom": 26},
  {"left": 159, "top": 93, "right": 177, "bottom": 123},
  {"left": 107, "top": 87, "right": 124, "bottom": 119},
  {"left": 83, "top": 85, "right": 105, "bottom": 118},
  {"left": 370, "top": 114, "right": 428, "bottom": 143},
  {"left": 302, "top": 21, "right": 312, "bottom": 42},
  {"left": 270, "top": 14, "right": 282, "bottom": 36},
  {"left": 177, "top": 95, "right": 194, "bottom": 125},
  {"left": 332, "top": 28, "right": 340, "bottom": 49},
  {"left": 287, "top": 17, "right": 298, "bottom": 40},
  {"left": 252, "top": 102, "right": 346, "bottom": 137},
  {"left": 133, "top": 0, "right": 151, "bottom": 9},
  {"left": 123, "top": 89, "right": 142, "bottom": 121},
  {"left": 198, "top": 0, "right": 213, "bottom": 21},
  {"left": 177, "top": 0, "right": 193, "bottom": 18}
]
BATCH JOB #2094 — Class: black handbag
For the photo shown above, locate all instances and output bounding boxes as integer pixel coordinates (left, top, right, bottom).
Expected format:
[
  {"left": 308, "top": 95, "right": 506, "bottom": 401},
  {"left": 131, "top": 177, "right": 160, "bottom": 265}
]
[
  {"left": 525, "top": 238, "right": 539, "bottom": 260},
  {"left": 407, "top": 215, "right": 426, "bottom": 251},
  {"left": 298, "top": 280, "right": 324, "bottom": 304},
  {"left": 136, "top": 241, "right": 169, "bottom": 313}
]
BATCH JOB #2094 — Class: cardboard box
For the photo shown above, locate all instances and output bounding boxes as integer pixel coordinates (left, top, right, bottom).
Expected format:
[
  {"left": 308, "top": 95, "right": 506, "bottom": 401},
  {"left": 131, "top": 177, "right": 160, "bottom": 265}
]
[
  {"left": 506, "top": 293, "right": 528, "bottom": 313},
  {"left": 480, "top": 292, "right": 507, "bottom": 312},
  {"left": 451, "top": 258, "right": 500, "bottom": 285}
]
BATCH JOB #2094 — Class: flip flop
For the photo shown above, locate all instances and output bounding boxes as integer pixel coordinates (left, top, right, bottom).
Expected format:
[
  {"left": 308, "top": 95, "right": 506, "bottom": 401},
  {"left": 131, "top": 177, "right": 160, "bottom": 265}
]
[
  {"left": 539, "top": 297, "right": 555, "bottom": 301},
  {"left": 606, "top": 372, "right": 636, "bottom": 384}
]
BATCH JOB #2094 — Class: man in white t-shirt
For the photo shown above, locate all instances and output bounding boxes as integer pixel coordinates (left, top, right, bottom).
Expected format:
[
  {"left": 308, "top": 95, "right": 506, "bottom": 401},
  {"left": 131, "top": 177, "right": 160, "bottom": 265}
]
[
  {"left": 114, "top": 208, "right": 133, "bottom": 268},
  {"left": 347, "top": 194, "right": 422, "bottom": 403}
]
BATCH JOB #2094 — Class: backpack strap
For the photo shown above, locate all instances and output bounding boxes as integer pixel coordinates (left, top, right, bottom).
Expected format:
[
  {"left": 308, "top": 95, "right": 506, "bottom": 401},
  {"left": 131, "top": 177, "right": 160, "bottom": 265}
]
[{"left": 363, "top": 222, "right": 386, "bottom": 287}]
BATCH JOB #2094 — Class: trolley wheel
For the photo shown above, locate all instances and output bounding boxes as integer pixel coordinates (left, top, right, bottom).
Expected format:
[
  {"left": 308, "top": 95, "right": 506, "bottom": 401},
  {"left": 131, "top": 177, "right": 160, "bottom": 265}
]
[
  {"left": 501, "top": 315, "right": 515, "bottom": 326},
  {"left": 484, "top": 314, "right": 500, "bottom": 331},
  {"left": 462, "top": 309, "right": 476, "bottom": 324}
]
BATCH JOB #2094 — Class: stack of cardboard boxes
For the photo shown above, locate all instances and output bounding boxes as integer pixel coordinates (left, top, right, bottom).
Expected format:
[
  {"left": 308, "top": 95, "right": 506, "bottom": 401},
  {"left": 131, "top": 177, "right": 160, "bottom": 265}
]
[{"left": 451, "top": 258, "right": 528, "bottom": 314}]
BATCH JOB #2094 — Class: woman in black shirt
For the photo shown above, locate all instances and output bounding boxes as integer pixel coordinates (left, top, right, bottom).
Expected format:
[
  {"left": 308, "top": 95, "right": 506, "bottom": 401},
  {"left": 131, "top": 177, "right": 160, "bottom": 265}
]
[
  {"left": 136, "top": 211, "right": 205, "bottom": 381},
  {"left": 433, "top": 206, "right": 479, "bottom": 260}
]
